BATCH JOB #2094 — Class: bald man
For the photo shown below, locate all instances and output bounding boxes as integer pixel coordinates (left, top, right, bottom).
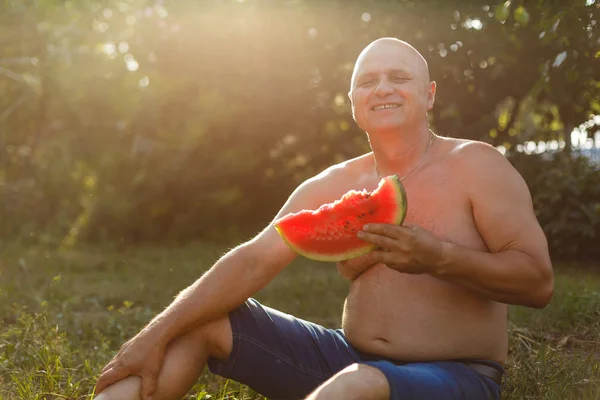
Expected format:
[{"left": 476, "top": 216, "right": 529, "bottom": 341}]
[{"left": 94, "top": 38, "right": 553, "bottom": 400}]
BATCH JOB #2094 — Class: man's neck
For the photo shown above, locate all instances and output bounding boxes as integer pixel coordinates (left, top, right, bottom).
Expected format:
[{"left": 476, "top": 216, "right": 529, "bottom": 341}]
[{"left": 368, "top": 125, "right": 433, "bottom": 179}]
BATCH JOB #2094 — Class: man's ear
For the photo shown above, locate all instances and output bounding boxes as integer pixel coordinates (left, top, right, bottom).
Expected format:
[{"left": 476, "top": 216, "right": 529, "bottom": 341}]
[
  {"left": 427, "top": 81, "right": 437, "bottom": 110},
  {"left": 348, "top": 90, "right": 356, "bottom": 120}
]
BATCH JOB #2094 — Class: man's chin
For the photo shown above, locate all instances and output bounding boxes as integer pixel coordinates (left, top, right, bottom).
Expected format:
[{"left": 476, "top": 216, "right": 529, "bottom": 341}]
[{"left": 364, "top": 122, "right": 406, "bottom": 135}]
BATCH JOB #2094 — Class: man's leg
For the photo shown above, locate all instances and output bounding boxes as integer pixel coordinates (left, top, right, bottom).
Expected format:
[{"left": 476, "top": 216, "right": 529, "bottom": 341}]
[
  {"left": 204, "top": 298, "right": 366, "bottom": 399},
  {"left": 306, "top": 360, "right": 501, "bottom": 400},
  {"left": 96, "top": 298, "right": 370, "bottom": 400},
  {"left": 94, "top": 315, "right": 232, "bottom": 400},
  {"left": 305, "top": 363, "right": 390, "bottom": 400}
]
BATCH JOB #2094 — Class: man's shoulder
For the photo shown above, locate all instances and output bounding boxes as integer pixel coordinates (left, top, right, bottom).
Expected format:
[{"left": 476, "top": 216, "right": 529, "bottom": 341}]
[
  {"left": 441, "top": 138, "right": 528, "bottom": 198},
  {"left": 444, "top": 138, "right": 508, "bottom": 170},
  {"left": 447, "top": 138, "right": 502, "bottom": 156},
  {"left": 293, "top": 152, "right": 373, "bottom": 207},
  {"left": 310, "top": 152, "right": 372, "bottom": 184}
]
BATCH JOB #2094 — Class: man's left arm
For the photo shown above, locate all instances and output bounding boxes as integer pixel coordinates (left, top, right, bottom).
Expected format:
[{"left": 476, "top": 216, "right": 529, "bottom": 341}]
[
  {"left": 432, "top": 142, "right": 553, "bottom": 308},
  {"left": 355, "top": 142, "right": 554, "bottom": 308}
]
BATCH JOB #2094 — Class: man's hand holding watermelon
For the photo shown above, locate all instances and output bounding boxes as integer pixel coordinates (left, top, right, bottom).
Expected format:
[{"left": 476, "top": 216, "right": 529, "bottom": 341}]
[{"left": 339, "top": 223, "right": 446, "bottom": 277}]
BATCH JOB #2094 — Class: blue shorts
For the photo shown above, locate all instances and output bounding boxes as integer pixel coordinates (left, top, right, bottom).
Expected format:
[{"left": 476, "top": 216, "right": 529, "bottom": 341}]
[{"left": 207, "top": 299, "right": 502, "bottom": 400}]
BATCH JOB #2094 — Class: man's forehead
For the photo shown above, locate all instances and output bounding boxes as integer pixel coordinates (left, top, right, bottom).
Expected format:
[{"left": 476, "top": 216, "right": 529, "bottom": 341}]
[
  {"left": 351, "top": 38, "right": 429, "bottom": 84},
  {"left": 355, "top": 62, "right": 414, "bottom": 77}
]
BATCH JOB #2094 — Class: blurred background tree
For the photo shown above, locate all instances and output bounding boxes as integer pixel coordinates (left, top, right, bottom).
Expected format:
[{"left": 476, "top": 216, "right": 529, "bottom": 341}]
[{"left": 0, "top": 0, "right": 598, "bottom": 260}]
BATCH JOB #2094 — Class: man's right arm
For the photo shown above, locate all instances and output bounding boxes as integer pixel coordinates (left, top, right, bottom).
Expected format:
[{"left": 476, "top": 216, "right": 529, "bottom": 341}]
[
  {"left": 142, "top": 172, "right": 331, "bottom": 345},
  {"left": 95, "top": 167, "right": 344, "bottom": 397}
]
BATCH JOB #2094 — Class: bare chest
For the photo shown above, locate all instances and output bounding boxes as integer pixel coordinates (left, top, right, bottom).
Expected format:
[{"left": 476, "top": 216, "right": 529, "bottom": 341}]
[
  {"left": 321, "top": 157, "right": 486, "bottom": 251},
  {"left": 398, "top": 166, "right": 485, "bottom": 250},
  {"left": 338, "top": 154, "right": 506, "bottom": 361}
]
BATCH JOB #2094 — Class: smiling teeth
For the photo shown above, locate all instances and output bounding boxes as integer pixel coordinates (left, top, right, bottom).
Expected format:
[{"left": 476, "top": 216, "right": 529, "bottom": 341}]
[{"left": 373, "top": 104, "right": 400, "bottom": 110}]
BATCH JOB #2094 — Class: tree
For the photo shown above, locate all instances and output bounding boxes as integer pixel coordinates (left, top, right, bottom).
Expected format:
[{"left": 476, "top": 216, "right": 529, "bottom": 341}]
[{"left": 0, "top": 0, "right": 597, "bottom": 244}]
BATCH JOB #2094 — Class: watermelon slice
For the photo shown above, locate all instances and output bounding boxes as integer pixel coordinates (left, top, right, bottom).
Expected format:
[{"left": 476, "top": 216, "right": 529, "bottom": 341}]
[{"left": 274, "top": 175, "right": 407, "bottom": 262}]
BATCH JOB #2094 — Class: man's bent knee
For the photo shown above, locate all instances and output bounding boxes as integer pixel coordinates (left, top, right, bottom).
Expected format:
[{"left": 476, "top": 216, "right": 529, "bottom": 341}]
[
  {"left": 151, "top": 315, "right": 233, "bottom": 399},
  {"left": 195, "top": 314, "right": 233, "bottom": 361},
  {"left": 94, "top": 315, "right": 233, "bottom": 400},
  {"left": 94, "top": 376, "right": 142, "bottom": 400},
  {"left": 306, "top": 363, "right": 390, "bottom": 400}
]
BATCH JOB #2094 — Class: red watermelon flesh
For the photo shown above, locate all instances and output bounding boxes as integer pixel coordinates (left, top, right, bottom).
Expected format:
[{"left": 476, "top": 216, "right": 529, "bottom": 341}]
[{"left": 274, "top": 175, "right": 407, "bottom": 262}]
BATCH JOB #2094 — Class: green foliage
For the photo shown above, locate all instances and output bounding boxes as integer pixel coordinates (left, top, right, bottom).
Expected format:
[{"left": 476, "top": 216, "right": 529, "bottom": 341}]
[
  {"left": 503, "top": 338, "right": 600, "bottom": 400},
  {"left": 1, "top": 245, "right": 599, "bottom": 399},
  {"left": 509, "top": 151, "right": 600, "bottom": 261},
  {"left": 504, "top": 266, "right": 600, "bottom": 399},
  {"left": 509, "top": 268, "right": 600, "bottom": 335},
  {"left": 0, "top": 309, "right": 98, "bottom": 399},
  {"left": 0, "top": 0, "right": 598, "bottom": 247}
]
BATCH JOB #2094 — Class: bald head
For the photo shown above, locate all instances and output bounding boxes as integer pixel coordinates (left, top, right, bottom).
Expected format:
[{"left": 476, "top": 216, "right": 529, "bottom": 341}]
[{"left": 350, "top": 38, "right": 430, "bottom": 90}]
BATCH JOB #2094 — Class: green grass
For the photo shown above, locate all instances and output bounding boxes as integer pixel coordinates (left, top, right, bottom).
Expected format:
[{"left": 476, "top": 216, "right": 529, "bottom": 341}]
[{"left": 0, "top": 243, "right": 599, "bottom": 399}]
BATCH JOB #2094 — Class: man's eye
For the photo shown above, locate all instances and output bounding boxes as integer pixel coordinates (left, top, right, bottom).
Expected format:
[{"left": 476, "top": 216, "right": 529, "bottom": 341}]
[
  {"left": 391, "top": 76, "right": 409, "bottom": 82},
  {"left": 359, "top": 80, "right": 376, "bottom": 87}
]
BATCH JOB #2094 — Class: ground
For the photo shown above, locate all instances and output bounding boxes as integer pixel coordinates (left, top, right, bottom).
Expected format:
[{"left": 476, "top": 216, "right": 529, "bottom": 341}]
[{"left": 0, "top": 242, "right": 599, "bottom": 399}]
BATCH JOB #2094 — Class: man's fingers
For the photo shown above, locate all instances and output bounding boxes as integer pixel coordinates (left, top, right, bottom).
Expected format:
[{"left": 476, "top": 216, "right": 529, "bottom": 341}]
[
  {"left": 100, "top": 359, "right": 117, "bottom": 374},
  {"left": 343, "top": 251, "right": 380, "bottom": 267},
  {"left": 140, "top": 372, "right": 158, "bottom": 400},
  {"left": 95, "top": 366, "right": 129, "bottom": 395},
  {"left": 340, "top": 254, "right": 366, "bottom": 266},
  {"left": 371, "top": 250, "right": 394, "bottom": 264},
  {"left": 362, "top": 223, "right": 412, "bottom": 239},
  {"left": 358, "top": 231, "right": 398, "bottom": 250}
]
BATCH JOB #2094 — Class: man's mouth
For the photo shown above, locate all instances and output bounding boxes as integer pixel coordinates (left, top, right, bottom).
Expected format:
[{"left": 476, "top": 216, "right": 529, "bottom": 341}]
[{"left": 371, "top": 104, "right": 401, "bottom": 111}]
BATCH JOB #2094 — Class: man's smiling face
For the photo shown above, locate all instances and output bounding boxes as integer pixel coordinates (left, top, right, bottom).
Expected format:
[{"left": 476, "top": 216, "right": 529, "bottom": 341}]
[{"left": 349, "top": 39, "right": 436, "bottom": 134}]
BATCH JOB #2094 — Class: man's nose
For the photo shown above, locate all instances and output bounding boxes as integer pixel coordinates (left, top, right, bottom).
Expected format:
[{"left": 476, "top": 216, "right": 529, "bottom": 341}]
[{"left": 374, "top": 78, "right": 394, "bottom": 96}]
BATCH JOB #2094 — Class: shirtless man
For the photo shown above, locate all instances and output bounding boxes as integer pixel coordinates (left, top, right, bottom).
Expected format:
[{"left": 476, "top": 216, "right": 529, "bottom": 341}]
[{"left": 94, "top": 38, "right": 554, "bottom": 400}]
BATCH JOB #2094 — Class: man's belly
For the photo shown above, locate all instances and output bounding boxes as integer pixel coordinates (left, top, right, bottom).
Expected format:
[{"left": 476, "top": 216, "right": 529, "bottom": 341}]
[{"left": 341, "top": 265, "right": 508, "bottom": 364}]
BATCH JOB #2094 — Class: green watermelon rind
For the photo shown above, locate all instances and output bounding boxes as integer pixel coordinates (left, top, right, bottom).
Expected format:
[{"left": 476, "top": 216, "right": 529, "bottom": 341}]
[{"left": 275, "top": 175, "right": 408, "bottom": 262}]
